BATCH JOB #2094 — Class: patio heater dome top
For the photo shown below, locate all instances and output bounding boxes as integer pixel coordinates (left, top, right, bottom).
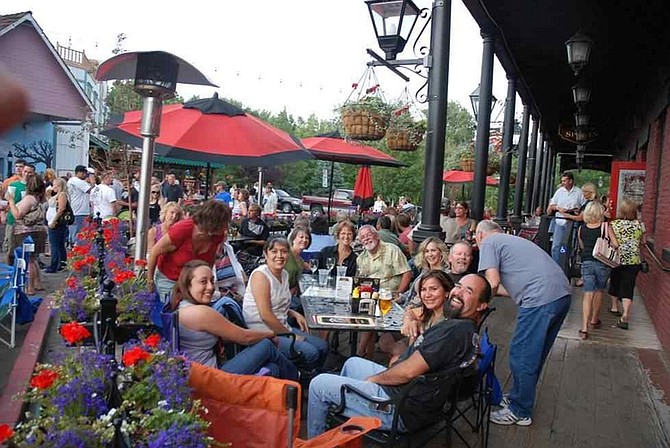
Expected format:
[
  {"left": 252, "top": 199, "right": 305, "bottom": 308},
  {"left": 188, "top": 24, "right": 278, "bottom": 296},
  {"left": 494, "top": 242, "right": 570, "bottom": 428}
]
[{"left": 95, "top": 51, "right": 218, "bottom": 95}]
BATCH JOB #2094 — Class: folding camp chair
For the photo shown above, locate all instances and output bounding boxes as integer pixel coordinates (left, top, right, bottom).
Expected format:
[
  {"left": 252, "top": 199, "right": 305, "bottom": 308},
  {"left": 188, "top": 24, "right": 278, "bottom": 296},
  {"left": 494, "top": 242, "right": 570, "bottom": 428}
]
[
  {"left": 0, "top": 237, "right": 34, "bottom": 348},
  {"left": 189, "top": 362, "right": 381, "bottom": 447},
  {"left": 327, "top": 365, "right": 479, "bottom": 448},
  {"left": 447, "top": 327, "right": 499, "bottom": 448}
]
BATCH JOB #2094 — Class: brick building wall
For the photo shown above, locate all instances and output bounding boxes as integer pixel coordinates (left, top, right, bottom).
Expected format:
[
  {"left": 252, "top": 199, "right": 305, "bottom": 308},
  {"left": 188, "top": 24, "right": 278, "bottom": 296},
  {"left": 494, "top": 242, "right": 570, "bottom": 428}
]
[{"left": 638, "top": 109, "right": 670, "bottom": 350}]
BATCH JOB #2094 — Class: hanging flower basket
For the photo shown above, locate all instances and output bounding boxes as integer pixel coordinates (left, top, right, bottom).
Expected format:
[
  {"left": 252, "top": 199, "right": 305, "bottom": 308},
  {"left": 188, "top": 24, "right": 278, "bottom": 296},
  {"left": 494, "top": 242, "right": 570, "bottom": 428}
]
[
  {"left": 340, "top": 96, "right": 392, "bottom": 141},
  {"left": 487, "top": 156, "right": 500, "bottom": 175},
  {"left": 460, "top": 157, "right": 476, "bottom": 172},
  {"left": 385, "top": 107, "right": 426, "bottom": 151}
]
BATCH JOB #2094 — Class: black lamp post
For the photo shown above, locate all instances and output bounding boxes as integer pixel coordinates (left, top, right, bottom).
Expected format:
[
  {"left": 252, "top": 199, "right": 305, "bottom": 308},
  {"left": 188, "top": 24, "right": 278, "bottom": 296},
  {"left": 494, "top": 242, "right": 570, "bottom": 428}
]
[
  {"left": 6, "top": 151, "right": 13, "bottom": 178},
  {"left": 565, "top": 31, "right": 593, "bottom": 76},
  {"left": 572, "top": 80, "right": 591, "bottom": 110},
  {"left": 366, "top": 0, "right": 421, "bottom": 60},
  {"left": 574, "top": 112, "right": 590, "bottom": 127},
  {"left": 469, "top": 84, "right": 497, "bottom": 122},
  {"left": 95, "top": 51, "right": 216, "bottom": 262}
]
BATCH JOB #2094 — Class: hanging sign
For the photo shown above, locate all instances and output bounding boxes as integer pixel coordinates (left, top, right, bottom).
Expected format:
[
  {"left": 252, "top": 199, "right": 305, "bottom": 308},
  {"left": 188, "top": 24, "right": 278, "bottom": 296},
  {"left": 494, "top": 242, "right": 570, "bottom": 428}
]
[
  {"left": 558, "top": 124, "right": 600, "bottom": 144},
  {"left": 322, "top": 168, "right": 328, "bottom": 188}
]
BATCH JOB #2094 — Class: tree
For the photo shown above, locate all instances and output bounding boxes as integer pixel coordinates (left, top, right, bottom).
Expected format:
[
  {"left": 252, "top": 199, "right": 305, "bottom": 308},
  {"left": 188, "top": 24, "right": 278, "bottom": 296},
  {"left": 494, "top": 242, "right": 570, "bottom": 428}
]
[
  {"left": 12, "top": 140, "right": 54, "bottom": 168},
  {"left": 106, "top": 81, "right": 184, "bottom": 116}
]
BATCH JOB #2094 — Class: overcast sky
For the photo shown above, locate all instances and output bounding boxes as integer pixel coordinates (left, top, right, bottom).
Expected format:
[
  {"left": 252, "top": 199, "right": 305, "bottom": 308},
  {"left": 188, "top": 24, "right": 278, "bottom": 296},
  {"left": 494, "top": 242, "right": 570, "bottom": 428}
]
[{"left": 3, "top": 0, "right": 518, "bottom": 121}]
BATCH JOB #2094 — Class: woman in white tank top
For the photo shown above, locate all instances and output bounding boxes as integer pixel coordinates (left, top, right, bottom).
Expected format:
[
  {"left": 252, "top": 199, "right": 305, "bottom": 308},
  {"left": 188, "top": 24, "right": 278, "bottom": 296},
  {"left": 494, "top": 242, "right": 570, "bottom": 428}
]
[{"left": 242, "top": 237, "right": 329, "bottom": 370}]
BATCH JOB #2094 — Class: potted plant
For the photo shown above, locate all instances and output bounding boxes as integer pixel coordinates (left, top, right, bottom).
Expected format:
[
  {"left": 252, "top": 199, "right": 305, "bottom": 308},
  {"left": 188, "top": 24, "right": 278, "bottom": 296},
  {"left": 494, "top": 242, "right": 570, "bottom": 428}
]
[
  {"left": 487, "top": 149, "right": 501, "bottom": 175},
  {"left": 54, "top": 218, "right": 158, "bottom": 345},
  {"left": 458, "top": 145, "right": 476, "bottom": 172},
  {"left": 340, "top": 90, "right": 393, "bottom": 141},
  {"left": 385, "top": 107, "right": 427, "bottom": 151},
  {"left": 4, "top": 331, "right": 217, "bottom": 447}
]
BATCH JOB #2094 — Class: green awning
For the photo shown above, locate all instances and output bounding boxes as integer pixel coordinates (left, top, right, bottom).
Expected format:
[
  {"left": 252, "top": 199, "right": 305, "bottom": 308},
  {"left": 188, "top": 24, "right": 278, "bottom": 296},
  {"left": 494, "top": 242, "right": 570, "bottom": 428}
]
[
  {"left": 154, "top": 156, "right": 225, "bottom": 169},
  {"left": 89, "top": 134, "right": 110, "bottom": 151}
]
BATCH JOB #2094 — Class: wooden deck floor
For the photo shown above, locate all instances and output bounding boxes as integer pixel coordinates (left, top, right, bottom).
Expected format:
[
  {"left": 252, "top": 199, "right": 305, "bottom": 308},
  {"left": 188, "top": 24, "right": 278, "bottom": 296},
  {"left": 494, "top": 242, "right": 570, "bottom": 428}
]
[
  {"left": 313, "top": 287, "right": 670, "bottom": 448},
  {"left": 445, "top": 289, "right": 670, "bottom": 448}
]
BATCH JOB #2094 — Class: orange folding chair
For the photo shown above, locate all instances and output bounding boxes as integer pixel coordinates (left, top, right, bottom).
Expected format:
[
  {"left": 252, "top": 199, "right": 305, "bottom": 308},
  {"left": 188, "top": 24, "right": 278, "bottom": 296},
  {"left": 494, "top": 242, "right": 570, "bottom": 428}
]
[{"left": 189, "top": 362, "right": 380, "bottom": 448}]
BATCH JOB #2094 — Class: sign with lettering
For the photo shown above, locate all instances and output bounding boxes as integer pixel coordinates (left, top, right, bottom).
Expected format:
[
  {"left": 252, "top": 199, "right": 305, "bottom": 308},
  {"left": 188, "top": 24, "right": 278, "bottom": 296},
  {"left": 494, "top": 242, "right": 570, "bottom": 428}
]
[{"left": 558, "top": 124, "right": 600, "bottom": 144}]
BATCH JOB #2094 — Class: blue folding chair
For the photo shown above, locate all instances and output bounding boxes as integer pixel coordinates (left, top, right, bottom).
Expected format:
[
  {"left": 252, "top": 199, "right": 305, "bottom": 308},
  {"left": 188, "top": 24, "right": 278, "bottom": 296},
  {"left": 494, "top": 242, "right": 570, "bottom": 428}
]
[{"left": 0, "top": 236, "right": 34, "bottom": 348}]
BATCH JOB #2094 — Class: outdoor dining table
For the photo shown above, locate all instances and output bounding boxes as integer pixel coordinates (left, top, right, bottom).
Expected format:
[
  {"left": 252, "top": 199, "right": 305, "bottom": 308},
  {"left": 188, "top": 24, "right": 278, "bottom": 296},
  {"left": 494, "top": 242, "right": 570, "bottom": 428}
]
[{"left": 299, "top": 283, "right": 404, "bottom": 357}]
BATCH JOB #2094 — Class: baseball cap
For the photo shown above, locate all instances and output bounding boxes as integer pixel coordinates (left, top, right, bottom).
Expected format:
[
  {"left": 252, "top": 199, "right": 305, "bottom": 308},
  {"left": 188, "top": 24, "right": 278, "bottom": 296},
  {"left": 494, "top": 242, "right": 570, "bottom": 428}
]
[
  {"left": 86, "top": 167, "right": 96, "bottom": 174},
  {"left": 74, "top": 165, "right": 87, "bottom": 173}
]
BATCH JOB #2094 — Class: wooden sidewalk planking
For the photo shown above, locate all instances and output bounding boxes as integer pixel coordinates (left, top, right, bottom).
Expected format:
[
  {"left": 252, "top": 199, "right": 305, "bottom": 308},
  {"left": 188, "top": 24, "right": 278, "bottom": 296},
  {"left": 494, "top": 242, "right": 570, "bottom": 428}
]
[{"left": 472, "top": 289, "right": 669, "bottom": 448}]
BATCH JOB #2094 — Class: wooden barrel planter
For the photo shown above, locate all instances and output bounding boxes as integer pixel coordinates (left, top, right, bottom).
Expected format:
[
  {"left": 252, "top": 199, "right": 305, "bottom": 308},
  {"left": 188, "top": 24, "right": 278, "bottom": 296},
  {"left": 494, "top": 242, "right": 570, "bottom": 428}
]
[{"left": 341, "top": 108, "right": 388, "bottom": 141}]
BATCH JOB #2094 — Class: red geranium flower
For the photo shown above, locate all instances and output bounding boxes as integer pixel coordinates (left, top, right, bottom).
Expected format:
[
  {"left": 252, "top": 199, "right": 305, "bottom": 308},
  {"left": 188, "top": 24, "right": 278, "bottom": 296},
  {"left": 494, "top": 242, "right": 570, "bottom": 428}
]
[
  {"left": 66, "top": 276, "right": 78, "bottom": 289},
  {"left": 135, "top": 259, "right": 148, "bottom": 268},
  {"left": 144, "top": 334, "right": 161, "bottom": 349},
  {"left": 0, "top": 424, "right": 13, "bottom": 443},
  {"left": 30, "top": 369, "right": 59, "bottom": 389},
  {"left": 72, "top": 244, "right": 91, "bottom": 255},
  {"left": 123, "top": 346, "right": 151, "bottom": 367},
  {"left": 113, "top": 270, "right": 136, "bottom": 284},
  {"left": 60, "top": 322, "right": 92, "bottom": 344}
]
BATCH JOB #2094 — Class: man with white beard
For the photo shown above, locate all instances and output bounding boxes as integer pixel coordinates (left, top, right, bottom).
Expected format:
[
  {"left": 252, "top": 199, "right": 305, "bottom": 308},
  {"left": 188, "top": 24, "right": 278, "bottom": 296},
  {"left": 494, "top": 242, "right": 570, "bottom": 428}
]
[
  {"left": 355, "top": 225, "right": 412, "bottom": 358},
  {"left": 448, "top": 242, "right": 475, "bottom": 283}
]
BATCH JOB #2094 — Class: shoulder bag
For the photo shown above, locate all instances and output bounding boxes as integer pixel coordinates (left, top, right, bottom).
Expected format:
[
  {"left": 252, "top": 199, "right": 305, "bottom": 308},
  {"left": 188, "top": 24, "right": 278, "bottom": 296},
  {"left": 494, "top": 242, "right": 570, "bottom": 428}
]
[
  {"left": 57, "top": 198, "right": 75, "bottom": 226},
  {"left": 21, "top": 201, "right": 45, "bottom": 226},
  {"left": 592, "top": 222, "right": 620, "bottom": 268}
]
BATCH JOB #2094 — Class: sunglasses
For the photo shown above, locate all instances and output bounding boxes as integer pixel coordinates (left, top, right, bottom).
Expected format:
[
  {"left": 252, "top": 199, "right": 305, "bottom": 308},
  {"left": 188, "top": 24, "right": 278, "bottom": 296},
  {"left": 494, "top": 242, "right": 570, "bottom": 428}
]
[{"left": 151, "top": 191, "right": 160, "bottom": 194}]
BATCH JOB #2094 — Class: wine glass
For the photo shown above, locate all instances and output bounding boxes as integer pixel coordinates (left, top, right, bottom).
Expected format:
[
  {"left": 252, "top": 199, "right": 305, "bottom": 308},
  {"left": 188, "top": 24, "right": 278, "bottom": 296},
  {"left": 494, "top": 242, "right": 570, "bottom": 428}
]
[
  {"left": 308, "top": 259, "right": 319, "bottom": 275},
  {"left": 326, "top": 257, "right": 336, "bottom": 272}
]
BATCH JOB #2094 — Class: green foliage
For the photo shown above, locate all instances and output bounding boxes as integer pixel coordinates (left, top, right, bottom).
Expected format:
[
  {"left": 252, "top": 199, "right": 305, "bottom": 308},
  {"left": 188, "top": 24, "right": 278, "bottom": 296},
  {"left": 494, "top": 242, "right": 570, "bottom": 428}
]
[{"left": 105, "top": 80, "right": 184, "bottom": 116}]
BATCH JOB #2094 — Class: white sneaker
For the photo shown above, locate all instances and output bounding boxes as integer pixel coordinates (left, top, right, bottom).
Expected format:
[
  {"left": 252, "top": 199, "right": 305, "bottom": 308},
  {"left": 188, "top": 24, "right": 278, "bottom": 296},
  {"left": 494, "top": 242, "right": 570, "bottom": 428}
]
[
  {"left": 490, "top": 407, "right": 532, "bottom": 426},
  {"left": 499, "top": 394, "right": 510, "bottom": 408}
]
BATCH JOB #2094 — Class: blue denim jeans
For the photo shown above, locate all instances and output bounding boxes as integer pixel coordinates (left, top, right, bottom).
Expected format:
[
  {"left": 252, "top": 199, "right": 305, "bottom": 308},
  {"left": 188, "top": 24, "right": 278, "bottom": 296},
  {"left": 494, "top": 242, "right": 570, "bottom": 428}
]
[
  {"left": 278, "top": 328, "right": 329, "bottom": 371},
  {"left": 508, "top": 295, "right": 571, "bottom": 418},
  {"left": 68, "top": 215, "right": 88, "bottom": 245},
  {"left": 221, "top": 338, "right": 298, "bottom": 381},
  {"left": 47, "top": 224, "right": 68, "bottom": 271},
  {"left": 307, "top": 357, "right": 401, "bottom": 438},
  {"left": 581, "top": 260, "right": 611, "bottom": 292},
  {"left": 551, "top": 222, "right": 569, "bottom": 263}
]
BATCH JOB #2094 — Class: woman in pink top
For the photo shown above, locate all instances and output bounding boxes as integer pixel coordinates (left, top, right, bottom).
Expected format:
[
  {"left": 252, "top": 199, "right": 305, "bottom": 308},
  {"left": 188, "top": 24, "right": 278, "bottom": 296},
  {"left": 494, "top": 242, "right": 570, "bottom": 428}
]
[{"left": 147, "top": 200, "right": 230, "bottom": 302}]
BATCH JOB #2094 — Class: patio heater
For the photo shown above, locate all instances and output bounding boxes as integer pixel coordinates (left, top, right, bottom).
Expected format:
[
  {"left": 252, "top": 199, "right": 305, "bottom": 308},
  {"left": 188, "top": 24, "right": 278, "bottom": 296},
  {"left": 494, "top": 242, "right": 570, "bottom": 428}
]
[{"left": 95, "top": 51, "right": 216, "bottom": 262}]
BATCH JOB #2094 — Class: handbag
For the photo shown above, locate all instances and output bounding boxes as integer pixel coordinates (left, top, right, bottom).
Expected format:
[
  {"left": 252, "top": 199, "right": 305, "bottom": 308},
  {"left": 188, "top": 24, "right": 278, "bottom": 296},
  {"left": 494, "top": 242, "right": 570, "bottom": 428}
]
[
  {"left": 21, "top": 202, "right": 45, "bottom": 226},
  {"left": 57, "top": 199, "right": 75, "bottom": 226},
  {"left": 592, "top": 222, "right": 620, "bottom": 268}
]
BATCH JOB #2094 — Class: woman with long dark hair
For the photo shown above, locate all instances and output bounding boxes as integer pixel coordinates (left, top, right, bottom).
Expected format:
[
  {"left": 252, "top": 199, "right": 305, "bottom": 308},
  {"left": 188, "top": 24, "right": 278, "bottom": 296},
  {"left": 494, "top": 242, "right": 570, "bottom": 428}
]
[{"left": 171, "top": 260, "right": 297, "bottom": 379}]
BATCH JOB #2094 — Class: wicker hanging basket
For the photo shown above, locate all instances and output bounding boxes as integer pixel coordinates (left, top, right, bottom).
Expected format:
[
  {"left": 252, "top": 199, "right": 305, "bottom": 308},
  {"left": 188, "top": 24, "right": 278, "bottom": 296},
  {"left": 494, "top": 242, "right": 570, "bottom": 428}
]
[
  {"left": 386, "top": 129, "right": 419, "bottom": 151},
  {"left": 460, "top": 158, "right": 475, "bottom": 172},
  {"left": 341, "top": 106, "right": 388, "bottom": 141}
]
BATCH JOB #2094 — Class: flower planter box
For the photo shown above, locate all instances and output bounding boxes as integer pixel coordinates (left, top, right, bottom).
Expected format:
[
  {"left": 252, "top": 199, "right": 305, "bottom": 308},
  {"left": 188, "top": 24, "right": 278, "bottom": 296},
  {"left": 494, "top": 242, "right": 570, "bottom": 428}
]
[{"left": 59, "top": 320, "right": 159, "bottom": 346}]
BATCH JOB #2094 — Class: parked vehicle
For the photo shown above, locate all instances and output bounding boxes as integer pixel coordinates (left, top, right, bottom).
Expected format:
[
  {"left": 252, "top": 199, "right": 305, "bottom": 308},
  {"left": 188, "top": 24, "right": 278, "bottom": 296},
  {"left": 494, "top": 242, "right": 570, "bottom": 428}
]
[
  {"left": 275, "top": 188, "right": 303, "bottom": 213},
  {"left": 301, "top": 188, "right": 355, "bottom": 217}
]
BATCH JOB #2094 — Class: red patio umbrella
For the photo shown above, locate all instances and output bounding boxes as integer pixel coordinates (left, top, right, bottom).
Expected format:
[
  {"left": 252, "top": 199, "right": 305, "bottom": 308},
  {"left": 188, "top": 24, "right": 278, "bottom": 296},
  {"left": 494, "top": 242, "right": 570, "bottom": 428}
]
[
  {"left": 353, "top": 166, "right": 374, "bottom": 211},
  {"left": 443, "top": 170, "right": 498, "bottom": 186},
  {"left": 103, "top": 94, "right": 312, "bottom": 167},
  {"left": 301, "top": 134, "right": 405, "bottom": 167}
]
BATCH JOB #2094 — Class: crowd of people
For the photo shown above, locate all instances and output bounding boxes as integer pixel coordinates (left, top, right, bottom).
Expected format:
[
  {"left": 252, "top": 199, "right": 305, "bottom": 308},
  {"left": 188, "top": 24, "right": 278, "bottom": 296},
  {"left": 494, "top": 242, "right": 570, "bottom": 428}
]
[{"left": 0, "top": 156, "right": 647, "bottom": 435}]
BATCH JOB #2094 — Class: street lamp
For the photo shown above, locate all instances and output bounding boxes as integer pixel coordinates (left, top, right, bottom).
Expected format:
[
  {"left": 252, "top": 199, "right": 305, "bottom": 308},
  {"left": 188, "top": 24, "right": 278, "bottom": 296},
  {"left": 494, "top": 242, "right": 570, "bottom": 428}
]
[
  {"left": 95, "top": 51, "right": 216, "bottom": 262},
  {"left": 469, "top": 85, "right": 497, "bottom": 122},
  {"left": 366, "top": 0, "right": 420, "bottom": 60},
  {"left": 572, "top": 81, "right": 591, "bottom": 110},
  {"left": 6, "top": 151, "right": 13, "bottom": 178},
  {"left": 565, "top": 31, "right": 593, "bottom": 76},
  {"left": 574, "top": 112, "right": 590, "bottom": 127}
]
